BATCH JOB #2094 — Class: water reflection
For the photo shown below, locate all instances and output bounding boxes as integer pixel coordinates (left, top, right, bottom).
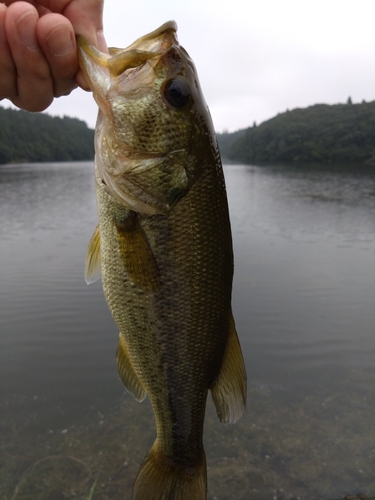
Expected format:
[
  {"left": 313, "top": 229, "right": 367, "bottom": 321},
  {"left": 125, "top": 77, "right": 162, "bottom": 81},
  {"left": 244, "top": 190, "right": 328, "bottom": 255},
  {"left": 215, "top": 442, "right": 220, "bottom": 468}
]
[
  {"left": 225, "top": 163, "right": 375, "bottom": 392},
  {"left": 1, "top": 161, "right": 374, "bottom": 499}
]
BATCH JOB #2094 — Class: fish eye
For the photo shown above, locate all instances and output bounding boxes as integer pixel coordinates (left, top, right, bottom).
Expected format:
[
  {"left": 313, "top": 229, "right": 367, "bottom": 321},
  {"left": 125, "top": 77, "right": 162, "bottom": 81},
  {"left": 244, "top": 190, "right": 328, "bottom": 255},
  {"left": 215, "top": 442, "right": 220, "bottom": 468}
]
[{"left": 163, "top": 79, "right": 191, "bottom": 109}]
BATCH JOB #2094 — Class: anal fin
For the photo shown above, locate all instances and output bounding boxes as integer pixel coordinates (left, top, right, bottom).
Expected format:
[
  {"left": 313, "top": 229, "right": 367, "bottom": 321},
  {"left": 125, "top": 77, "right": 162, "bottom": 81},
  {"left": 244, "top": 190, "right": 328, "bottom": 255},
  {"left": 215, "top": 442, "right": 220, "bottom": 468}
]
[
  {"left": 117, "top": 333, "right": 147, "bottom": 402},
  {"left": 85, "top": 224, "right": 102, "bottom": 284},
  {"left": 210, "top": 312, "right": 247, "bottom": 424}
]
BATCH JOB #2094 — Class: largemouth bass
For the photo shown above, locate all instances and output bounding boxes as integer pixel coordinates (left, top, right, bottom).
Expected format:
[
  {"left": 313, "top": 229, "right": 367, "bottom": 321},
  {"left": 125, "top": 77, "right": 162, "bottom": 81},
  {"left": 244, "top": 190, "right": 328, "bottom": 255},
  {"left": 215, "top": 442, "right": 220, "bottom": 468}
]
[{"left": 78, "top": 21, "right": 246, "bottom": 500}]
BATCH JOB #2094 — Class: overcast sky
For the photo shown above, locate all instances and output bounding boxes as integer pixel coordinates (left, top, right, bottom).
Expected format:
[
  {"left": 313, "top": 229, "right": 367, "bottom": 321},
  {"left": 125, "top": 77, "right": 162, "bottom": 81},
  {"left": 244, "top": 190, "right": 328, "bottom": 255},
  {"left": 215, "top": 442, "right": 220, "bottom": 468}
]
[{"left": 3, "top": 0, "right": 375, "bottom": 132}]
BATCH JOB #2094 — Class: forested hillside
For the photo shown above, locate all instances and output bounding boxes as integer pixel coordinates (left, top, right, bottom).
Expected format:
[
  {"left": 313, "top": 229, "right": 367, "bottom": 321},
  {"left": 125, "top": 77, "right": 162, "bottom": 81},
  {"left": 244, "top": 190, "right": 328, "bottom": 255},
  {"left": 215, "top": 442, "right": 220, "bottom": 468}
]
[
  {"left": 0, "top": 106, "right": 94, "bottom": 164},
  {"left": 218, "top": 100, "right": 375, "bottom": 165},
  {"left": 215, "top": 128, "right": 246, "bottom": 158},
  {"left": 3, "top": 100, "right": 375, "bottom": 166}
]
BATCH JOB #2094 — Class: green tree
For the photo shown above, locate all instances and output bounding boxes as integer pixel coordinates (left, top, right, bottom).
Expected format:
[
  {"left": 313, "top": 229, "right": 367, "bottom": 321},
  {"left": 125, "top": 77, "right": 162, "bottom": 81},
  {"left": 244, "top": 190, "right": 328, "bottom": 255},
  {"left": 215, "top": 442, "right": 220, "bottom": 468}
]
[
  {"left": 225, "top": 101, "right": 375, "bottom": 165},
  {"left": 0, "top": 106, "right": 95, "bottom": 164}
]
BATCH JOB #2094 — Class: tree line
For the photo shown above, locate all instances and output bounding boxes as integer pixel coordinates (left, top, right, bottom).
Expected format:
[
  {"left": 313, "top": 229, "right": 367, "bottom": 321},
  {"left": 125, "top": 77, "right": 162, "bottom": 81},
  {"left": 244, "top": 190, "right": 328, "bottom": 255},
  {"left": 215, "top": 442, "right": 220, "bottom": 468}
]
[
  {"left": 217, "top": 100, "right": 375, "bottom": 165},
  {"left": 0, "top": 106, "right": 94, "bottom": 164},
  {"left": 2, "top": 99, "right": 375, "bottom": 166}
]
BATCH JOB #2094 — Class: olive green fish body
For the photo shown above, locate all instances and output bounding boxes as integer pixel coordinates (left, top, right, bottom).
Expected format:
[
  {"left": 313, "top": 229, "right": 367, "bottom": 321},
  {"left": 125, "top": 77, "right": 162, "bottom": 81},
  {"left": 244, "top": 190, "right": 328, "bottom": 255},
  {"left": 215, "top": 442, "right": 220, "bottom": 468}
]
[{"left": 79, "top": 22, "right": 246, "bottom": 500}]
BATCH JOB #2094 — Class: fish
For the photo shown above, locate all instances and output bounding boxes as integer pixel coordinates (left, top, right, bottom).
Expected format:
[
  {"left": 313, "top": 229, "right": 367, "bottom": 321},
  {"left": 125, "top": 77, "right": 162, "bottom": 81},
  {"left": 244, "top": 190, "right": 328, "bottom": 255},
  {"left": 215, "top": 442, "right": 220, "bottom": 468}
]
[{"left": 77, "top": 21, "right": 247, "bottom": 500}]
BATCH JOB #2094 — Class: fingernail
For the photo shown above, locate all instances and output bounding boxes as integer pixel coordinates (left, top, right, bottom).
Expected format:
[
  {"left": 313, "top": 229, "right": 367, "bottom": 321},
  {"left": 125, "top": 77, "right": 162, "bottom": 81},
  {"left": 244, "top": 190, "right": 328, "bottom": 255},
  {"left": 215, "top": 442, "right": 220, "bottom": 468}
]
[
  {"left": 46, "top": 26, "right": 74, "bottom": 56},
  {"left": 16, "top": 11, "right": 38, "bottom": 50}
]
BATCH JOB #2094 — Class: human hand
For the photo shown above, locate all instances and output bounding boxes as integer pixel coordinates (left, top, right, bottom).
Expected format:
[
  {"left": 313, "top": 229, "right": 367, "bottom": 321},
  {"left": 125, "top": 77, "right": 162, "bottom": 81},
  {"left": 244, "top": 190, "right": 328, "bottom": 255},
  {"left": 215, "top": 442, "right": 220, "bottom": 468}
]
[{"left": 0, "top": 0, "right": 106, "bottom": 112}]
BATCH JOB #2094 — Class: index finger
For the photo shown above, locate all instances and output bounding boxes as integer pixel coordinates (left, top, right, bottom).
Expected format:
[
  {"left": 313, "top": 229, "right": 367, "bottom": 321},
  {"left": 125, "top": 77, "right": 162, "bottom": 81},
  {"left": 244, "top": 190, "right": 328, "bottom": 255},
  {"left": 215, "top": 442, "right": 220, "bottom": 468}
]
[
  {"left": 33, "top": 0, "right": 106, "bottom": 49},
  {"left": 37, "top": 13, "right": 78, "bottom": 97},
  {"left": 0, "top": 3, "right": 17, "bottom": 100},
  {"left": 35, "top": 0, "right": 107, "bottom": 89},
  {"left": 5, "top": 2, "right": 54, "bottom": 111}
]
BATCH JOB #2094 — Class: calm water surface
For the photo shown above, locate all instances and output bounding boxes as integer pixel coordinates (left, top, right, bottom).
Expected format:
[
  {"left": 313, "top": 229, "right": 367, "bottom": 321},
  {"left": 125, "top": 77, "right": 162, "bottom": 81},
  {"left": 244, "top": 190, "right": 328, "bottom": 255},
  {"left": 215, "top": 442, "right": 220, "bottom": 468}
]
[{"left": 1, "top": 161, "right": 374, "bottom": 499}]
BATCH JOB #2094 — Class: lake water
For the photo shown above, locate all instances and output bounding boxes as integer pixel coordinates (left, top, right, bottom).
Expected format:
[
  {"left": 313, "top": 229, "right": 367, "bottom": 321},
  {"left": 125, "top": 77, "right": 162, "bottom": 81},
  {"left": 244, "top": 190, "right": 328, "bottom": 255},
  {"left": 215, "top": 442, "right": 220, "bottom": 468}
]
[{"left": 1, "top": 161, "right": 374, "bottom": 500}]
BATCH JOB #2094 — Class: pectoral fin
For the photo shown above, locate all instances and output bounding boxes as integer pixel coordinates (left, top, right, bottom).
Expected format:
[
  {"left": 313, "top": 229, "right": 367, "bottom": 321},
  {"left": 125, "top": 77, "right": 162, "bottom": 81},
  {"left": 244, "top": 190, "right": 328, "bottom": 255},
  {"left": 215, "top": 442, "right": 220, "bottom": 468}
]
[
  {"left": 117, "top": 333, "right": 147, "bottom": 402},
  {"left": 84, "top": 225, "right": 102, "bottom": 284},
  {"left": 210, "top": 313, "right": 247, "bottom": 424},
  {"left": 116, "top": 213, "right": 160, "bottom": 292}
]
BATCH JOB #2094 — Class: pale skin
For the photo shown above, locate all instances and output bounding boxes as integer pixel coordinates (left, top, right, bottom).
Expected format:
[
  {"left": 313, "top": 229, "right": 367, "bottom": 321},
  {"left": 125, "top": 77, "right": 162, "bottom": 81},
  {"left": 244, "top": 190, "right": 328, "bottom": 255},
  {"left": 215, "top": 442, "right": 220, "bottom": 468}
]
[{"left": 0, "top": 0, "right": 107, "bottom": 112}]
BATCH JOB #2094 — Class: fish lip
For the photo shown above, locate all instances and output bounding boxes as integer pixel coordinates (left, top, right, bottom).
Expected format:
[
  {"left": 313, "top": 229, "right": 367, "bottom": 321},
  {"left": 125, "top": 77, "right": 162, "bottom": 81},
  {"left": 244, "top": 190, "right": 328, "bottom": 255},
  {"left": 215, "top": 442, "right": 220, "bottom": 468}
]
[
  {"left": 124, "top": 20, "right": 178, "bottom": 49},
  {"left": 77, "top": 20, "right": 179, "bottom": 82},
  {"left": 106, "top": 21, "right": 179, "bottom": 76}
]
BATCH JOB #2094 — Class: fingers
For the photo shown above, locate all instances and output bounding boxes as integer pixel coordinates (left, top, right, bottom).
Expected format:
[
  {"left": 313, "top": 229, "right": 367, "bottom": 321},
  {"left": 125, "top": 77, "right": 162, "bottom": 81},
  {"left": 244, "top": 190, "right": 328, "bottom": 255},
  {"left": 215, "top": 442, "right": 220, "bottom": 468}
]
[
  {"left": 60, "top": 0, "right": 107, "bottom": 89},
  {"left": 37, "top": 13, "right": 78, "bottom": 97},
  {"left": 39, "top": 0, "right": 106, "bottom": 48},
  {"left": 0, "top": 2, "right": 17, "bottom": 101},
  {"left": 0, "top": 0, "right": 107, "bottom": 109},
  {"left": 3, "top": 2, "right": 51, "bottom": 110},
  {"left": 1, "top": 2, "right": 78, "bottom": 112}
]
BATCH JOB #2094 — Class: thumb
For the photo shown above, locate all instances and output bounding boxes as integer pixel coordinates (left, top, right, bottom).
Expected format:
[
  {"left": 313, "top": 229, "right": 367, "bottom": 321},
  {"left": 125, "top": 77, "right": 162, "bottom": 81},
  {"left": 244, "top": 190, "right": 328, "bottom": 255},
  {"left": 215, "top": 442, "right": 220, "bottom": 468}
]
[
  {"left": 60, "top": 0, "right": 107, "bottom": 89},
  {"left": 63, "top": 0, "right": 107, "bottom": 52}
]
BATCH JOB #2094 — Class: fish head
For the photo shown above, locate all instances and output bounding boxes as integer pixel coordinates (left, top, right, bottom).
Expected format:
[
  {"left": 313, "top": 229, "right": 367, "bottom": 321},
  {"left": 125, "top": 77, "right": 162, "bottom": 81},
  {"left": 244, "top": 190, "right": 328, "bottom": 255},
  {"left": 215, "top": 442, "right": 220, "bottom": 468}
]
[{"left": 78, "top": 22, "right": 216, "bottom": 214}]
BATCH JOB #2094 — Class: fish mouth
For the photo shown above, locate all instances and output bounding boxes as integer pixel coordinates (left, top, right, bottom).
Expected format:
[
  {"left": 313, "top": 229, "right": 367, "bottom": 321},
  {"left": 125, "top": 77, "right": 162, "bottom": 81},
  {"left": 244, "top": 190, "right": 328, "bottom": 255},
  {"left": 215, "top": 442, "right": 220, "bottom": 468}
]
[
  {"left": 77, "top": 21, "right": 178, "bottom": 81},
  {"left": 107, "top": 21, "right": 178, "bottom": 76}
]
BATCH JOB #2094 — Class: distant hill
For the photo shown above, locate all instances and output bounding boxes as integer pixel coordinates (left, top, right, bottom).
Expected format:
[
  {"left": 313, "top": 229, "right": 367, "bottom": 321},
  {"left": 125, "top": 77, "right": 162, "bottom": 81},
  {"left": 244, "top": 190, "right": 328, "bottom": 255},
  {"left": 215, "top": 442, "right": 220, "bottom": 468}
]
[
  {"left": 0, "top": 106, "right": 94, "bottom": 164},
  {"left": 219, "top": 100, "right": 375, "bottom": 165},
  {"left": 4, "top": 100, "right": 374, "bottom": 166},
  {"left": 216, "top": 128, "right": 246, "bottom": 158}
]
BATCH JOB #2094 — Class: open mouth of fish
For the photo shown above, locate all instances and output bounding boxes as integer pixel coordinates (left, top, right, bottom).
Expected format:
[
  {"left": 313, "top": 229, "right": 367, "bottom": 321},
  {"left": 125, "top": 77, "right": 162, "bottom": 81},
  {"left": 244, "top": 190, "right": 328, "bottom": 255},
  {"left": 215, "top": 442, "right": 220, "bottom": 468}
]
[
  {"left": 77, "top": 20, "right": 190, "bottom": 121},
  {"left": 77, "top": 21, "right": 206, "bottom": 214}
]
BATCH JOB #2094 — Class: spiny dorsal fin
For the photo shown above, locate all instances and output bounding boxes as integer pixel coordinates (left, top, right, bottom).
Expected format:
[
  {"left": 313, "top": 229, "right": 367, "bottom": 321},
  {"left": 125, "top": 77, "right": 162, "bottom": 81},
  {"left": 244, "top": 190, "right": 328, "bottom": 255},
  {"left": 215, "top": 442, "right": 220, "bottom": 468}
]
[
  {"left": 85, "top": 225, "right": 102, "bottom": 284},
  {"left": 117, "top": 333, "right": 147, "bottom": 402},
  {"left": 210, "top": 312, "right": 247, "bottom": 424}
]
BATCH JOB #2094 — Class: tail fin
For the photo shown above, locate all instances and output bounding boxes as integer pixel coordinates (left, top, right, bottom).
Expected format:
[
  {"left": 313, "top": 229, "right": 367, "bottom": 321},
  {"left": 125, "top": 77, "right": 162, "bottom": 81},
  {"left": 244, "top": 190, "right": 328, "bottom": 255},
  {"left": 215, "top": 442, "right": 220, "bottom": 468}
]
[{"left": 132, "top": 441, "right": 207, "bottom": 500}]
